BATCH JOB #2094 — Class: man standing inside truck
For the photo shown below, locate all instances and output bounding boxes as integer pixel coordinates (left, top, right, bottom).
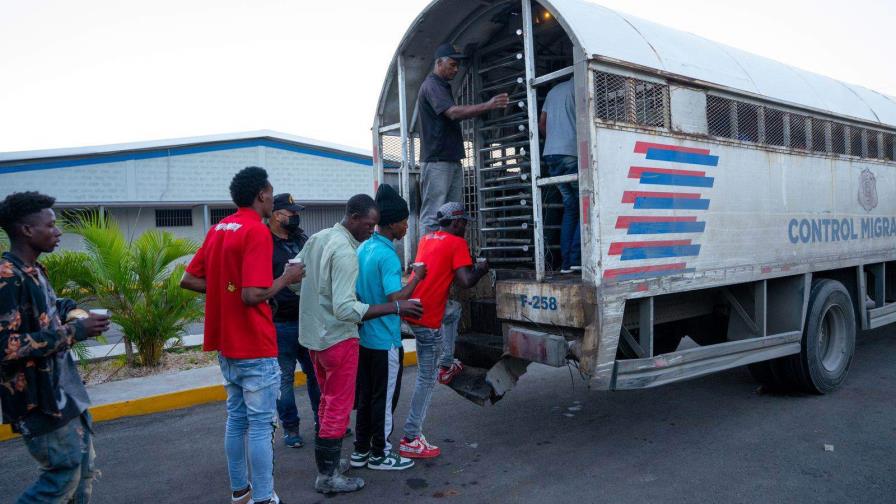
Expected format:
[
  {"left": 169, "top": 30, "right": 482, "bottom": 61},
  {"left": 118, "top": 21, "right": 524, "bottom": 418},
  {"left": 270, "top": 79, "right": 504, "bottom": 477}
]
[
  {"left": 399, "top": 202, "right": 489, "bottom": 459},
  {"left": 539, "top": 78, "right": 581, "bottom": 273},
  {"left": 417, "top": 43, "right": 510, "bottom": 234}
]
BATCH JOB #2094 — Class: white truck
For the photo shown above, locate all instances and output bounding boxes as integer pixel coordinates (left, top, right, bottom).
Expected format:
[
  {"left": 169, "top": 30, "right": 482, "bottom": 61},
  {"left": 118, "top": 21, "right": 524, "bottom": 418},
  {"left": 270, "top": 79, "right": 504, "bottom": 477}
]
[{"left": 372, "top": 0, "right": 896, "bottom": 402}]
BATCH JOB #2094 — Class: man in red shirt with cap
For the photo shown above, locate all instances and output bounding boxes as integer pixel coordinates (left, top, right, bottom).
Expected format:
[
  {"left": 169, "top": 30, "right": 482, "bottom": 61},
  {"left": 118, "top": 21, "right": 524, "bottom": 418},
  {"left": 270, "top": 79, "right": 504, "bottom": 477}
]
[{"left": 399, "top": 202, "right": 489, "bottom": 459}]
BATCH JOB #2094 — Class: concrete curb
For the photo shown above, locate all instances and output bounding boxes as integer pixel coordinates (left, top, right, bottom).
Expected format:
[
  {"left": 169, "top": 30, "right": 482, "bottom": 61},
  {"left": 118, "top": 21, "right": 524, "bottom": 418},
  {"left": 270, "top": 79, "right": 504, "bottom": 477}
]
[{"left": 1, "top": 349, "right": 417, "bottom": 442}]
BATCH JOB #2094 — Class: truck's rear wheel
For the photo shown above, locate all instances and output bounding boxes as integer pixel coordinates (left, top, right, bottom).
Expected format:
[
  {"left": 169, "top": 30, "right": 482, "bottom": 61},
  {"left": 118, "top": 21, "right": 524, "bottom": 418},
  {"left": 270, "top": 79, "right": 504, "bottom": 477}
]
[
  {"left": 785, "top": 279, "right": 856, "bottom": 393},
  {"left": 751, "top": 279, "right": 856, "bottom": 393}
]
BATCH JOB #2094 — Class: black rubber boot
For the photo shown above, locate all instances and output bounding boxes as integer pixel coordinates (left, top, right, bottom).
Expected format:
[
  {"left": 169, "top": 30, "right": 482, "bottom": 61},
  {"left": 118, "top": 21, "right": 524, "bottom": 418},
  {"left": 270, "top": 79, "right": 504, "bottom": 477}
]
[{"left": 314, "top": 436, "right": 365, "bottom": 494}]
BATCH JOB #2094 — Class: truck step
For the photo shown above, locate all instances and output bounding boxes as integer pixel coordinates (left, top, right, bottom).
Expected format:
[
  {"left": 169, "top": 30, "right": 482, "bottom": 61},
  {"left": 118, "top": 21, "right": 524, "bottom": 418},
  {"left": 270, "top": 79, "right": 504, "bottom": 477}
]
[
  {"left": 444, "top": 356, "right": 531, "bottom": 406},
  {"left": 445, "top": 366, "right": 493, "bottom": 406}
]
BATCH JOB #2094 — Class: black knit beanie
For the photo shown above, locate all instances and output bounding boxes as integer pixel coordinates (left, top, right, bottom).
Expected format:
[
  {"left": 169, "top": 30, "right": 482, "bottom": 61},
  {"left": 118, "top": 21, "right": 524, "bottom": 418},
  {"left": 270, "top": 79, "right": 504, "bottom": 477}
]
[{"left": 375, "top": 183, "right": 409, "bottom": 226}]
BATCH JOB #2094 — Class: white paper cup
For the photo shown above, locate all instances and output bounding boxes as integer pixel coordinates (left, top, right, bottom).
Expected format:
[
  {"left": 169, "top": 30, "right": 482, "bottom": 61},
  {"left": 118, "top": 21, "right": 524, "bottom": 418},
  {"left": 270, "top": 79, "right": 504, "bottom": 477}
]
[
  {"left": 476, "top": 257, "right": 487, "bottom": 264},
  {"left": 89, "top": 308, "right": 109, "bottom": 317},
  {"left": 288, "top": 258, "right": 303, "bottom": 265}
]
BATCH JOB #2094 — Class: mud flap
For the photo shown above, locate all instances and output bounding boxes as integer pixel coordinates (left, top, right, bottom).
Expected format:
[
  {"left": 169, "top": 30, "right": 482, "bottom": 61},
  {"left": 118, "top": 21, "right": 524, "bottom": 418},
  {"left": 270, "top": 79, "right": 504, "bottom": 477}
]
[{"left": 445, "top": 356, "right": 530, "bottom": 406}]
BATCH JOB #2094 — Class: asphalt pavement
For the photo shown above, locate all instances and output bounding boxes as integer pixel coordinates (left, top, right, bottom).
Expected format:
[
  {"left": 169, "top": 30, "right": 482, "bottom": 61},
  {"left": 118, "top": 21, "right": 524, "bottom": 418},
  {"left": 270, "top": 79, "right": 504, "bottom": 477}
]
[{"left": 2, "top": 327, "right": 894, "bottom": 503}]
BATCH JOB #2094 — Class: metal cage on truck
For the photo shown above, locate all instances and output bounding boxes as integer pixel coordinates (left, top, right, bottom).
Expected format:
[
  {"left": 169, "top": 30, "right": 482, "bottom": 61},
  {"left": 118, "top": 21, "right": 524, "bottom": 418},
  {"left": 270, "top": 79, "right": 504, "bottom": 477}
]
[{"left": 372, "top": 0, "right": 896, "bottom": 402}]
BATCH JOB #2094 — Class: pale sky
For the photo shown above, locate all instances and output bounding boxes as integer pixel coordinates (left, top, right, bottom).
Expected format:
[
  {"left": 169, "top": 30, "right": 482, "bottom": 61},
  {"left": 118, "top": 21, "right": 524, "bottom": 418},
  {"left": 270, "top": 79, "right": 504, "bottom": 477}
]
[{"left": 1, "top": 0, "right": 894, "bottom": 154}]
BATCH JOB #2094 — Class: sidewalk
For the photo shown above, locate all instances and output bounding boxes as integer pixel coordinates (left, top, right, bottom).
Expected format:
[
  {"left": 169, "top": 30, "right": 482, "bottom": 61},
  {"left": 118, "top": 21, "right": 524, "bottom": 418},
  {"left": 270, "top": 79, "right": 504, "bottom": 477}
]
[{"left": 0, "top": 339, "right": 417, "bottom": 442}]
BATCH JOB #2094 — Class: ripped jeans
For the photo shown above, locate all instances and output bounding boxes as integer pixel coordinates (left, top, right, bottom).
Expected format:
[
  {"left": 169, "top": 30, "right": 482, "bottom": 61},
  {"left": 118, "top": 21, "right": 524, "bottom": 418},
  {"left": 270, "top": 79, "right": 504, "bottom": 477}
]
[
  {"left": 403, "top": 300, "right": 462, "bottom": 440},
  {"left": 18, "top": 413, "right": 96, "bottom": 504},
  {"left": 219, "top": 356, "right": 281, "bottom": 502}
]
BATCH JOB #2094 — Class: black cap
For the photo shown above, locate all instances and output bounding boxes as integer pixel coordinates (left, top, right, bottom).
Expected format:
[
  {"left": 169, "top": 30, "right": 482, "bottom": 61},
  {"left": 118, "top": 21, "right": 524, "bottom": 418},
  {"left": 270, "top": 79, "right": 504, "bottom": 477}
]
[
  {"left": 434, "top": 43, "right": 468, "bottom": 61},
  {"left": 273, "top": 193, "right": 305, "bottom": 212}
]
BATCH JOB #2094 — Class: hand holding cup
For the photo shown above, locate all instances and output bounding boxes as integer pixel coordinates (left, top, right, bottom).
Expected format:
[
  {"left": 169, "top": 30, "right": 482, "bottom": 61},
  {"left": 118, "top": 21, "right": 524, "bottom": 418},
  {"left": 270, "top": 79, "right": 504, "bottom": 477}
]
[
  {"left": 81, "top": 309, "right": 111, "bottom": 337},
  {"left": 398, "top": 299, "right": 423, "bottom": 319},
  {"left": 409, "top": 261, "right": 427, "bottom": 280},
  {"left": 283, "top": 259, "right": 305, "bottom": 284}
]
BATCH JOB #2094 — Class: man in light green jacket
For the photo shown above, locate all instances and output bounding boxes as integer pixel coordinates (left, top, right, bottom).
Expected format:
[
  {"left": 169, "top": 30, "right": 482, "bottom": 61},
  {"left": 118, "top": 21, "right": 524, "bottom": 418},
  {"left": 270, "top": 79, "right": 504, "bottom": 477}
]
[{"left": 297, "top": 193, "right": 422, "bottom": 495}]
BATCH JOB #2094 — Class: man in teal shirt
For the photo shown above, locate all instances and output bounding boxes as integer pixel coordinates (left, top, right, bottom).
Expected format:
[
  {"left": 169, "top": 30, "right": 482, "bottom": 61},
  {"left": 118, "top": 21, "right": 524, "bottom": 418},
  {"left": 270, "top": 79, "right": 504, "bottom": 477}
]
[
  {"left": 351, "top": 185, "right": 426, "bottom": 472},
  {"left": 297, "top": 193, "right": 422, "bottom": 494}
]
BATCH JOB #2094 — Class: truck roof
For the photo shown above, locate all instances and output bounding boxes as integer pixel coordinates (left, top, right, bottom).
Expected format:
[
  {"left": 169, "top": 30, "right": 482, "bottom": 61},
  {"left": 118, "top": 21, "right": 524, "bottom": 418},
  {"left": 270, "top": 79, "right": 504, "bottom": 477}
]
[
  {"left": 379, "top": 0, "right": 896, "bottom": 128},
  {"left": 553, "top": 0, "right": 895, "bottom": 126}
]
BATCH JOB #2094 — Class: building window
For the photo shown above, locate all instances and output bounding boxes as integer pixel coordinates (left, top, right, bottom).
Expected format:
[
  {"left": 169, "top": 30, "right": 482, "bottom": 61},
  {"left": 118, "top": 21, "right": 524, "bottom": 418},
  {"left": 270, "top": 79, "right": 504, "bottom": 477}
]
[
  {"left": 885, "top": 134, "right": 895, "bottom": 161},
  {"left": 155, "top": 208, "right": 193, "bottom": 227},
  {"left": 209, "top": 208, "right": 234, "bottom": 225}
]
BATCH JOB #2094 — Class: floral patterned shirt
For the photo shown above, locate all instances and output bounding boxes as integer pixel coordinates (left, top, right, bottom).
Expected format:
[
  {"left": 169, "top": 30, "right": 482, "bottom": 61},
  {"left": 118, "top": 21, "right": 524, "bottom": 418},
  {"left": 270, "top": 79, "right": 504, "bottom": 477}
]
[{"left": 0, "top": 252, "right": 88, "bottom": 436}]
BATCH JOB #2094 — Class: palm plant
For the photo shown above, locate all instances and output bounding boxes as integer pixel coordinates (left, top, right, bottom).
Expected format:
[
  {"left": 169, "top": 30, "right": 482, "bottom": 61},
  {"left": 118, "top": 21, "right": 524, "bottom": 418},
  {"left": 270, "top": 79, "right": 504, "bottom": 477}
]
[
  {"left": 59, "top": 212, "right": 203, "bottom": 367},
  {"left": 41, "top": 250, "right": 97, "bottom": 361}
]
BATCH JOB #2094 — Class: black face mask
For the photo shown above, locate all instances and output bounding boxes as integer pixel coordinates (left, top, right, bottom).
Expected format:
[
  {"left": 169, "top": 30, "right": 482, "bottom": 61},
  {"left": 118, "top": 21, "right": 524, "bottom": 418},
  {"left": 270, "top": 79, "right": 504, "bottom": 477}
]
[{"left": 282, "top": 215, "right": 301, "bottom": 233}]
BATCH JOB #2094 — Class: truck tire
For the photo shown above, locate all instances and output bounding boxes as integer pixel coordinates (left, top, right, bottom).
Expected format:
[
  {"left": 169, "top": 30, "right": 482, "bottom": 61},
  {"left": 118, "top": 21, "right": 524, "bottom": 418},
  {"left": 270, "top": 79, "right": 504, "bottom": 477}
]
[
  {"left": 782, "top": 279, "right": 856, "bottom": 394},
  {"left": 749, "top": 279, "right": 856, "bottom": 393}
]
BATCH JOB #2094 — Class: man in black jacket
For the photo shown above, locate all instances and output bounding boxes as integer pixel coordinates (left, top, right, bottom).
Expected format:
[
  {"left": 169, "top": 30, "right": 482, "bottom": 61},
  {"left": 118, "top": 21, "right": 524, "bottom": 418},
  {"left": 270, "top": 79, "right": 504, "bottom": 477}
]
[
  {"left": 0, "top": 191, "right": 109, "bottom": 503},
  {"left": 269, "top": 193, "right": 321, "bottom": 448}
]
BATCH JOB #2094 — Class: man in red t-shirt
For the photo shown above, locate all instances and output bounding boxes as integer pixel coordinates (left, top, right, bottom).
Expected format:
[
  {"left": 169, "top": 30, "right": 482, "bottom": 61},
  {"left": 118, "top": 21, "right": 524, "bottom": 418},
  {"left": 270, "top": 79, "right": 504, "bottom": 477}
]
[
  {"left": 399, "top": 202, "right": 489, "bottom": 459},
  {"left": 181, "top": 166, "right": 303, "bottom": 504}
]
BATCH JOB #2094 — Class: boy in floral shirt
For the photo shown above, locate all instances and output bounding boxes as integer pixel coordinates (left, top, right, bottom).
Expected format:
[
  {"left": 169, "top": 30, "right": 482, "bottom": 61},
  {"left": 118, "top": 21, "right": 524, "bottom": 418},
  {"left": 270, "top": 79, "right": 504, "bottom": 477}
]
[{"left": 0, "top": 191, "right": 109, "bottom": 503}]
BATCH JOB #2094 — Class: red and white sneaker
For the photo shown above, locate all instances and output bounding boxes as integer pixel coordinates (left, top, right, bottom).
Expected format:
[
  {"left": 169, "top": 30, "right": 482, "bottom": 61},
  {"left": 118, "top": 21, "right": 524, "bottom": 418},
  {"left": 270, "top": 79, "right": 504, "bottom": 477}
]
[
  {"left": 437, "top": 359, "right": 463, "bottom": 384},
  {"left": 399, "top": 435, "right": 441, "bottom": 459}
]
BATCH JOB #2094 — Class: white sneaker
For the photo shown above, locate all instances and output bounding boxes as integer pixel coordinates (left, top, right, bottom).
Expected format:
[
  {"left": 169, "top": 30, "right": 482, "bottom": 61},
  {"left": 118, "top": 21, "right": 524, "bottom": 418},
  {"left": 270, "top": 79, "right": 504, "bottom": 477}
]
[{"left": 367, "top": 451, "right": 415, "bottom": 471}]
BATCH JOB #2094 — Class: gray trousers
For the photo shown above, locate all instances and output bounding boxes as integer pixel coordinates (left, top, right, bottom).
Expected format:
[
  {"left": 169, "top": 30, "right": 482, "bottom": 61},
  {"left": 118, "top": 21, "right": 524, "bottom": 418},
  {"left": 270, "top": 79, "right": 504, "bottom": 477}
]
[{"left": 420, "top": 161, "right": 464, "bottom": 234}]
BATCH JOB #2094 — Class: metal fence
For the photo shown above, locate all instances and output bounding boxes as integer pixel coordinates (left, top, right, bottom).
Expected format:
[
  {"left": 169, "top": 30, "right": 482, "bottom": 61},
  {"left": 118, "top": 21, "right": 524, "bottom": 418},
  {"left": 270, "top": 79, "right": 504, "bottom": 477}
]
[
  {"left": 594, "top": 70, "right": 669, "bottom": 128},
  {"left": 705, "top": 94, "right": 895, "bottom": 162},
  {"left": 457, "top": 69, "right": 481, "bottom": 253}
]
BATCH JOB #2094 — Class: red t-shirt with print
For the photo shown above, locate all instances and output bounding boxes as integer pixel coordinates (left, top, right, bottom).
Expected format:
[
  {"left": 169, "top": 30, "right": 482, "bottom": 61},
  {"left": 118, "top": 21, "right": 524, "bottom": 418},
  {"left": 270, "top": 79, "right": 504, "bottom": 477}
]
[
  {"left": 403, "top": 231, "right": 473, "bottom": 329},
  {"left": 186, "top": 207, "right": 276, "bottom": 358}
]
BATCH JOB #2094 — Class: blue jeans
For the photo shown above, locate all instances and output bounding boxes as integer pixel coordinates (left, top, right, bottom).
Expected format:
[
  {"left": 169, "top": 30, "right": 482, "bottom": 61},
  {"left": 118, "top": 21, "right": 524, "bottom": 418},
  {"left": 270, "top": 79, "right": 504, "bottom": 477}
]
[
  {"left": 436, "top": 301, "right": 462, "bottom": 369},
  {"left": 274, "top": 321, "right": 320, "bottom": 432},
  {"left": 219, "top": 356, "right": 280, "bottom": 502},
  {"left": 403, "top": 301, "right": 462, "bottom": 439},
  {"left": 544, "top": 155, "right": 581, "bottom": 269},
  {"left": 403, "top": 325, "right": 442, "bottom": 440},
  {"left": 18, "top": 413, "right": 96, "bottom": 504}
]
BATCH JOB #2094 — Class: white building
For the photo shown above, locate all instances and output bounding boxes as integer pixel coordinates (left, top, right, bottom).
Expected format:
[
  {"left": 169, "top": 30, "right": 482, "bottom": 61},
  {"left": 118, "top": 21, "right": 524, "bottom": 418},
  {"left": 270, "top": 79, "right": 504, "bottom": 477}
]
[{"left": 0, "top": 130, "right": 387, "bottom": 250}]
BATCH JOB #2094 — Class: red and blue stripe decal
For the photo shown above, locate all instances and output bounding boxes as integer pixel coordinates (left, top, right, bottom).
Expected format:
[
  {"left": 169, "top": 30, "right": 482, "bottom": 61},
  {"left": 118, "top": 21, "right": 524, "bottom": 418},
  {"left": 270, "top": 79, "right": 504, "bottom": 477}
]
[
  {"left": 604, "top": 142, "right": 717, "bottom": 281},
  {"left": 634, "top": 142, "right": 720, "bottom": 166}
]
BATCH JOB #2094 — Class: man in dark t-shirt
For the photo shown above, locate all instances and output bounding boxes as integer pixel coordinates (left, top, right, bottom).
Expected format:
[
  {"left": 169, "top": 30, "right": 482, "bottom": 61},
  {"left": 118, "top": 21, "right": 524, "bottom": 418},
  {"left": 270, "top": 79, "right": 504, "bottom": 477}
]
[
  {"left": 417, "top": 43, "right": 510, "bottom": 233},
  {"left": 268, "top": 193, "right": 321, "bottom": 449}
]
